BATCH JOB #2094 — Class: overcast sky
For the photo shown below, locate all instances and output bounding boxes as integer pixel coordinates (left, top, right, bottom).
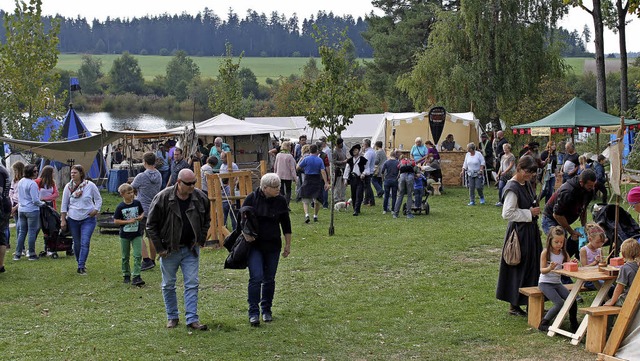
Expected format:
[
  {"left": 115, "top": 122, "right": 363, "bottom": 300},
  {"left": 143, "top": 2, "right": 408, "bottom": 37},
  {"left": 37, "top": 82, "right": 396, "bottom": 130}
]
[{"left": 0, "top": 0, "right": 637, "bottom": 53}]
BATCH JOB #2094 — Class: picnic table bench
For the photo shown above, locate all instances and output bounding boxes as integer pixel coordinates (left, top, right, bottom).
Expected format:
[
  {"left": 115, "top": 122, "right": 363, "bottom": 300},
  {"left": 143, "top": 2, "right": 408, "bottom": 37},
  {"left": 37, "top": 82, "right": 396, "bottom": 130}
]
[
  {"left": 519, "top": 284, "right": 585, "bottom": 329},
  {"left": 579, "top": 305, "right": 621, "bottom": 353}
]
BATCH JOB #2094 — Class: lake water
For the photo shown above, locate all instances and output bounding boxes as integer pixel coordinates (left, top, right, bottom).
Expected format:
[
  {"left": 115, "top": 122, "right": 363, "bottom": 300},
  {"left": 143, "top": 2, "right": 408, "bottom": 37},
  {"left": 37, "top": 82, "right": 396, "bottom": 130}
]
[{"left": 77, "top": 112, "right": 200, "bottom": 131}]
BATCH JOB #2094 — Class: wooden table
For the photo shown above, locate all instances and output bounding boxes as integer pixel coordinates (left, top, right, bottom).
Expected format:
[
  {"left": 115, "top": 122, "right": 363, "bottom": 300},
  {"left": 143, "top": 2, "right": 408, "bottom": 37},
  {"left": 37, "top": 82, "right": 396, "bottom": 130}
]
[{"left": 548, "top": 266, "right": 617, "bottom": 345}]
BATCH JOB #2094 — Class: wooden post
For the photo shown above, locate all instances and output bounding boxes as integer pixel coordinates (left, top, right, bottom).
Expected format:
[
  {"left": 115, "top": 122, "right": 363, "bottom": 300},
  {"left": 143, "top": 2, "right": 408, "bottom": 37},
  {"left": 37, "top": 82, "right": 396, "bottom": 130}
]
[
  {"left": 193, "top": 161, "right": 201, "bottom": 189},
  {"left": 205, "top": 170, "right": 254, "bottom": 247}
]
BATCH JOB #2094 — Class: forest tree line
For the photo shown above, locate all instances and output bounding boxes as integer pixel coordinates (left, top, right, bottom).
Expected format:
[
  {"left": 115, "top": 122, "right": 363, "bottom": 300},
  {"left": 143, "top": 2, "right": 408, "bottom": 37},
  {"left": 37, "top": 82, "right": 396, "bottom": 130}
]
[{"left": 0, "top": 7, "right": 600, "bottom": 59}]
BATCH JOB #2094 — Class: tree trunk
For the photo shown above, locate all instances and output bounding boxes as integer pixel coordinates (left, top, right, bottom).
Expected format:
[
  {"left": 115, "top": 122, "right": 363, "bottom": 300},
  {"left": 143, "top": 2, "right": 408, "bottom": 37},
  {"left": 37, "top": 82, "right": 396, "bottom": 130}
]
[
  {"left": 592, "top": 0, "right": 608, "bottom": 112},
  {"left": 617, "top": 0, "right": 628, "bottom": 113},
  {"left": 328, "top": 140, "right": 336, "bottom": 236}
]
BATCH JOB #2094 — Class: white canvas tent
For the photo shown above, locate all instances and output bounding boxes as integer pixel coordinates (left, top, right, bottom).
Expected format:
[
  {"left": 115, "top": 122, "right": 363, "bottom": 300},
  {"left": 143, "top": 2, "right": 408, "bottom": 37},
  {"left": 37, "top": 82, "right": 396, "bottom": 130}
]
[
  {"left": 164, "top": 113, "right": 298, "bottom": 136},
  {"left": 245, "top": 114, "right": 386, "bottom": 148}
]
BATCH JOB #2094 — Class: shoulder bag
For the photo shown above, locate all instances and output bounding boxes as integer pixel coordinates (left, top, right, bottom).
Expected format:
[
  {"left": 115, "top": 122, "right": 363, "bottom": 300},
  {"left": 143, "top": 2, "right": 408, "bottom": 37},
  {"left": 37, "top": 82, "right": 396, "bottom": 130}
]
[{"left": 502, "top": 228, "right": 521, "bottom": 266}]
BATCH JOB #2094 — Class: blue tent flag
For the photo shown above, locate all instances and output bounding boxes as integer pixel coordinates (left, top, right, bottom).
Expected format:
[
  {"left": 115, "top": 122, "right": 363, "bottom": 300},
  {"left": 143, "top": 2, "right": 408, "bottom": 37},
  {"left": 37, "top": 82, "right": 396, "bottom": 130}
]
[{"left": 70, "top": 77, "right": 81, "bottom": 93}]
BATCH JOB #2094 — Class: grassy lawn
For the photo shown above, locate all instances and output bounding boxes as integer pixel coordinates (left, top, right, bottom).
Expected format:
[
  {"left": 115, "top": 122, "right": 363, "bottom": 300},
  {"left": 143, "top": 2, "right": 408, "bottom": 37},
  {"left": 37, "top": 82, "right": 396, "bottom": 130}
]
[
  {"left": 0, "top": 186, "right": 598, "bottom": 360},
  {"left": 57, "top": 54, "right": 373, "bottom": 84}
]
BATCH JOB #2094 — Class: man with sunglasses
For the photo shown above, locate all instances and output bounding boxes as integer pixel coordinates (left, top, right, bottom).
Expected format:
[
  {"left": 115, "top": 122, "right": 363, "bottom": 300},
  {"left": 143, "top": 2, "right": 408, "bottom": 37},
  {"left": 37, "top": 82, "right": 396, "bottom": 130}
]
[{"left": 147, "top": 169, "right": 210, "bottom": 331}]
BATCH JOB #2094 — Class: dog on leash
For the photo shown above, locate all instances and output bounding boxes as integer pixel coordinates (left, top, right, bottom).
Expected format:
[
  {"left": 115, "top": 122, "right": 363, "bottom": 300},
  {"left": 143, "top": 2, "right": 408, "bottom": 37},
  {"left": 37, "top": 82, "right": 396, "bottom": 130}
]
[{"left": 334, "top": 198, "right": 352, "bottom": 211}]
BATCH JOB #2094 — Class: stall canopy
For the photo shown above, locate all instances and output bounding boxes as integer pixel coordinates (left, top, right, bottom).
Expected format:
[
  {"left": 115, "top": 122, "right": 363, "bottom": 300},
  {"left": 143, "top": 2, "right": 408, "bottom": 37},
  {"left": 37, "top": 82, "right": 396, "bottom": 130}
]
[
  {"left": 0, "top": 130, "right": 122, "bottom": 174},
  {"left": 164, "top": 113, "right": 298, "bottom": 136},
  {"left": 511, "top": 97, "right": 639, "bottom": 135},
  {"left": 1, "top": 107, "right": 118, "bottom": 178},
  {"left": 245, "top": 114, "right": 386, "bottom": 148}
]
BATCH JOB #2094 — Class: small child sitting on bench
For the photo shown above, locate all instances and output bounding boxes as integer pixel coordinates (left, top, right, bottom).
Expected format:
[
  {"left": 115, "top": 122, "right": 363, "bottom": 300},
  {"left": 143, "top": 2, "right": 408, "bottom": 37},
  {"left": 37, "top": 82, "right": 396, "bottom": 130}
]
[{"left": 538, "top": 226, "right": 578, "bottom": 332}]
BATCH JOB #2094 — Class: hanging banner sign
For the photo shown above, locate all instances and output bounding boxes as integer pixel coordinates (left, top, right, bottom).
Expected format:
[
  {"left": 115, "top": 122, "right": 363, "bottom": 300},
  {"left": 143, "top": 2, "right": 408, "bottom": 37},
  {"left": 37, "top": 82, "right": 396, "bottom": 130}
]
[
  {"left": 530, "top": 128, "right": 551, "bottom": 137},
  {"left": 600, "top": 125, "right": 620, "bottom": 135},
  {"left": 428, "top": 106, "right": 446, "bottom": 145}
]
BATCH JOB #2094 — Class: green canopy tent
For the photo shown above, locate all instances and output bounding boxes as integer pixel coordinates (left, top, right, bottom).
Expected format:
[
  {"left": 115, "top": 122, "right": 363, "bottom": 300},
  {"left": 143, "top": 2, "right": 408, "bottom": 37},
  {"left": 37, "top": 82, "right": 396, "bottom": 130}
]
[{"left": 511, "top": 97, "right": 638, "bottom": 150}]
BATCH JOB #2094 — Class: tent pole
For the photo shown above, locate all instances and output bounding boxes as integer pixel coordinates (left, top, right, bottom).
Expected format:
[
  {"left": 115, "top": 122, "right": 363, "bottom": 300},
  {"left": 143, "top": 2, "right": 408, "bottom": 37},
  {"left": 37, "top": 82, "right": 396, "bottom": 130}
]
[{"left": 597, "top": 133, "right": 600, "bottom": 154}]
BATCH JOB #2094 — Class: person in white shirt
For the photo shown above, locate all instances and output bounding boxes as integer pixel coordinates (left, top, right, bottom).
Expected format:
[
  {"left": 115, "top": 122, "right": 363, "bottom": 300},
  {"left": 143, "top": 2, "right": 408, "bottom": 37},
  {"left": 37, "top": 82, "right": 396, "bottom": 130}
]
[
  {"left": 61, "top": 164, "right": 102, "bottom": 275},
  {"left": 461, "top": 143, "right": 486, "bottom": 206}
]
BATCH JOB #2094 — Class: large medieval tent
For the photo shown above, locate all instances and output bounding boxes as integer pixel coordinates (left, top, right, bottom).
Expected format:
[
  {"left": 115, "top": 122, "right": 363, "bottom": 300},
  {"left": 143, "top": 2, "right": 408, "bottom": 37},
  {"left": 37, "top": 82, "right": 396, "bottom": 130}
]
[{"left": 382, "top": 111, "right": 482, "bottom": 151}]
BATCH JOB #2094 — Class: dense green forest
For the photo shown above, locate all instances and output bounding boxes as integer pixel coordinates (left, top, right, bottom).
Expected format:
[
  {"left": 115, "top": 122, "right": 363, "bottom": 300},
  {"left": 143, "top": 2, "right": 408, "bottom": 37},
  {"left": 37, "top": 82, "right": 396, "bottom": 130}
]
[{"left": 0, "top": 7, "right": 604, "bottom": 59}]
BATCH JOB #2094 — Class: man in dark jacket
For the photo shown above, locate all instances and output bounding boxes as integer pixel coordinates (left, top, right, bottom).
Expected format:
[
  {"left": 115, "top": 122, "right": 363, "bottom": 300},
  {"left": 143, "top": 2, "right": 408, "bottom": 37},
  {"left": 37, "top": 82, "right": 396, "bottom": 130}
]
[
  {"left": 147, "top": 169, "right": 210, "bottom": 331},
  {"left": 542, "top": 169, "right": 596, "bottom": 258}
]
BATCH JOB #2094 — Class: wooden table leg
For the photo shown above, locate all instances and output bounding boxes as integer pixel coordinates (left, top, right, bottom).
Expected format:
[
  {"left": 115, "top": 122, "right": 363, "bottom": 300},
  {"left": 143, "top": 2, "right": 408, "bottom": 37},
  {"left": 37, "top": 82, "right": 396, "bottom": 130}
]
[
  {"left": 548, "top": 279, "right": 585, "bottom": 337},
  {"left": 570, "top": 279, "right": 615, "bottom": 345}
]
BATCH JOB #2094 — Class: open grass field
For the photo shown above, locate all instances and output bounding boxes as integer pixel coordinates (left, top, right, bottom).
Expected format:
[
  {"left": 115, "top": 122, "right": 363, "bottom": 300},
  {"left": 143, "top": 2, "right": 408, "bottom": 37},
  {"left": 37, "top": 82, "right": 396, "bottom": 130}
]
[
  {"left": 57, "top": 54, "right": 373, "bottom": 84},
  {"left": 56, "top": 55, "right": 630, "bottom": 84},
  {"left": 0, "top": 186, "right": 602, "bottom": 360}
]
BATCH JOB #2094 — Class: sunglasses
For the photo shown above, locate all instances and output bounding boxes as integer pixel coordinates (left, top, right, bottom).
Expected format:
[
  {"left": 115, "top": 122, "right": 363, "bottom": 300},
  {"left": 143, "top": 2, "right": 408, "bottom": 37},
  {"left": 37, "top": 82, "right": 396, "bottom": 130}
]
[{"left": 181, "top": 180, "right": 197, "bottom": 186}]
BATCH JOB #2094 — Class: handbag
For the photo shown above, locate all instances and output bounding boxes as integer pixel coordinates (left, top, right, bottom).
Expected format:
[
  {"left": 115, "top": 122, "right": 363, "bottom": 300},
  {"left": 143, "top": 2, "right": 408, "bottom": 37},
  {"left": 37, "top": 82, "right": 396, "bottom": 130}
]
[{"left": 502, "top": 228, "right": 521, "bottom": 266}]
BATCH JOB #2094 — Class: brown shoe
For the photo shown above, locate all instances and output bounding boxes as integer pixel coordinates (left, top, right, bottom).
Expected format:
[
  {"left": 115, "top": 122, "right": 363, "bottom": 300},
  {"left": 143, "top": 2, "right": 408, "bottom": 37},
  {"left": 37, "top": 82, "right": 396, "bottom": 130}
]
[
  {"left": 187, "top": 321, "right": 208, "bottom": 331},
  {"left": 166, "top": 319, "right": 179, "bottom": 328}
]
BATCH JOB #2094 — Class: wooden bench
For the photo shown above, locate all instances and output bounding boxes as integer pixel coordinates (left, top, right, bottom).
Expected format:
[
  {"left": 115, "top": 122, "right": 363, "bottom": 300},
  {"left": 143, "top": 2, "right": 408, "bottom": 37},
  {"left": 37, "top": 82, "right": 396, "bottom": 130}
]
[
  {"left": 579, "top": 306, "right": 621, "bottom": 353},
  {"left": 519, "top": 284, "right": 586, "bottom": 328}
]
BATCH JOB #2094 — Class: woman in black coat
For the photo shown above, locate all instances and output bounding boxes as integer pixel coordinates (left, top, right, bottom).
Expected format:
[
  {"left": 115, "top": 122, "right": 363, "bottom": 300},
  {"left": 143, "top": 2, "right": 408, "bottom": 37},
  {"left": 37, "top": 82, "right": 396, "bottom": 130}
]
[
  {"left": 241, "top": 173, "right": 292, "bottom": 326},
  {"left": 496, "top": 155, "right": 542, "bottom": 316}
]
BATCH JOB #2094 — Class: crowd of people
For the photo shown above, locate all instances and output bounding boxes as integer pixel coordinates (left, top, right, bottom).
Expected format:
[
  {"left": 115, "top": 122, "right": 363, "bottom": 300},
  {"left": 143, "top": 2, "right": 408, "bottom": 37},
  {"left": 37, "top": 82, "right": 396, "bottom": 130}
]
[{"left": 1, "top": 127, "right": 631, "bottom": 337}]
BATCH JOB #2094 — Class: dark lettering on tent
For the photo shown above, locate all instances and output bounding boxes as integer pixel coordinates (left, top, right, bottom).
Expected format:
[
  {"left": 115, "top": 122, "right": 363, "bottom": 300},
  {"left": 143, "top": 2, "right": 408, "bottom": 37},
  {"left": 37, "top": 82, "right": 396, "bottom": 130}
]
[{"left": 428, "top": 106, "right": 446, "bottom": 145}]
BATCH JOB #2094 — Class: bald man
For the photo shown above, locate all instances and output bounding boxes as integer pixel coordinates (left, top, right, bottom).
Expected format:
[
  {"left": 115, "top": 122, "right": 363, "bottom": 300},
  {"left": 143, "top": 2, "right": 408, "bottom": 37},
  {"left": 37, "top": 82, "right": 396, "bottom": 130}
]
[{"left": 147, "top": 169, "right": 211, "bottom": 331}]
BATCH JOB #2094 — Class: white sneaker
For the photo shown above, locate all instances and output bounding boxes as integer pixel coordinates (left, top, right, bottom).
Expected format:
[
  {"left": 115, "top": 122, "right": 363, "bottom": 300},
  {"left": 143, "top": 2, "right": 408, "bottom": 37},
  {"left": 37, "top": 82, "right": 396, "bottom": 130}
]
[
  {"left": 382, "top": 211, "right": 387, "bottom": 215},
  {"left": 46, "top": 251, "right": 54, "bottom": 256}
]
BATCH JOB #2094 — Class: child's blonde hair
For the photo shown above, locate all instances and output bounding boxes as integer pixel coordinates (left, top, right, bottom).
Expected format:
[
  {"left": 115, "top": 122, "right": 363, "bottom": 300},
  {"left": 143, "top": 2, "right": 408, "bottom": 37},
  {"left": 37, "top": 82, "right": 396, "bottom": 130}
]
[
  {"left": 545, "top": 226, "right": 570, "bottom": 263},
  {"left": 585, "top": 222, "right": 606, "bottom": 244},
  {"left": 620, "top": 238, "right": 640, "bottom": 262},
  {"left": 118, "top": 183, "right": 133, "bottom": 195}
]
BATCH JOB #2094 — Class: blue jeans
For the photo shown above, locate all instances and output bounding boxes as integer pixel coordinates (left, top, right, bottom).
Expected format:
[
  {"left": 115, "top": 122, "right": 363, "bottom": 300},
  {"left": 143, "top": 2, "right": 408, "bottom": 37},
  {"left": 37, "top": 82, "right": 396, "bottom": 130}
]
[
  {"left": 223, "top": 202, "right": 237, "bottom": 231},
  {"left": 363, "top": 175, "right": 375, "bottom": 205},
  {"left": 160, "top": 169, "right": 170, "bottom": 188},
  {"left": 67, "top": 216, "right": 97, "bottom": 269},
  {"left": 541, "top": 176, "right": 555, "bottom": 204},
  {"left": 394, "top": 173, "right": 414, "bottom": 214},
  {"left": 247, "top": 247, "right": 280, "bottom": 317},
  {"left": 498, "top": 179, "right": 507, "bottom": 202},
  {"left": 383, "top": 179, "right": 398, "bottom": 212},
  {"left": 372, "top": 176, "right": 384, "bottom": 197},
  {"left": 16, "top": 210, "right": 40, "bottom": 257},
  {"left": 160, "top": 245, "right": 201, "bottom": 324},
  {"left": 414, "top": 188, "right": 425, "bottom": 208},
  {"left": 467, "top": 175, "right": 484, "bottom": 203}
]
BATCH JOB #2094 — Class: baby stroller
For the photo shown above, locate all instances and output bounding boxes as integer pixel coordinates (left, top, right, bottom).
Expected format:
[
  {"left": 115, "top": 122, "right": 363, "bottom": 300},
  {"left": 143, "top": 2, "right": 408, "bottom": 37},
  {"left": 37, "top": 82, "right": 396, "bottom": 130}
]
[
  {"left": 592, "top": 203, "right": 640, "bottom": 257},
  {"left": 423, "top": 163, "right": 444, "bottom": 194},
  {"left": 38, "top": 204, "right": 73, "bottom": 259},
  {"left": 402, "top": 172, "right": 431, "bottom": 215}
]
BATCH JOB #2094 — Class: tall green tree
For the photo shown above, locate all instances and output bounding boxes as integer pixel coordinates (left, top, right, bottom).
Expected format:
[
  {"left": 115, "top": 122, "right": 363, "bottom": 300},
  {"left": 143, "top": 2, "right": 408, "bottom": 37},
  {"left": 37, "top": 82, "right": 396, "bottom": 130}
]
[
  {"left": 77, "top": 54, "right": 104, "bottom": 95},
  {"left": 209, "top": 43, "right": 244, "bottom": 118},
  {"left": 398, "top": 0, "right": 566, "bottom": 126},
  {"left": 302, "top": 27, "right": 366, "bottom": 236},
  {"left": 362, "top": 0, "right": 456, "bottom": 112},
  {"left": 0, "top": 0, "right": 64, "bottom": 141},
  {"left": 165, "top": 50, "right": 200, "bottom": 102},
  {"left": 108, "top": 52, "right": 144, "bottom": 94}
]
